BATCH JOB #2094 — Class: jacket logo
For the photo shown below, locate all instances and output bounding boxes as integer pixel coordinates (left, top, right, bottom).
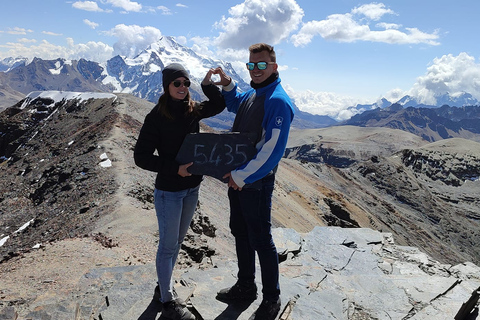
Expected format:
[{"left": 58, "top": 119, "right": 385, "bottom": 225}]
[{"left": 275, "top": 116, "right": 283, "bottom": 127}]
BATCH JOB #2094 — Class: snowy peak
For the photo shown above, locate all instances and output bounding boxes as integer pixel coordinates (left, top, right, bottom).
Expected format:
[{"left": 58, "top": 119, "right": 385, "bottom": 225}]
[
  {"left": 0, "top": 57, "right": 29, "bottom": 72},
  {"left": 396, "top": 92, "right": 479, "bottom": 108},
  {"left": 21, "top": 91, "right": 117, "bottom": 110},
  {"left": 101, "top": 36, "right": 248, "bottom": 102}
]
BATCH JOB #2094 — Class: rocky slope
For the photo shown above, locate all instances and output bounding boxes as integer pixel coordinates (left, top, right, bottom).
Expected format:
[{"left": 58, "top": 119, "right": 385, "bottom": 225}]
[{"left": 1, "top": 92, "right": 479, "bottom": 319}]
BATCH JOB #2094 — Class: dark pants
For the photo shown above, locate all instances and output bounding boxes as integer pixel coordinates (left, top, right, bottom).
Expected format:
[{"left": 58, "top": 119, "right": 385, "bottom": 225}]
[{"left": 228, "top": 174, "right": 280, "bottom": 301}]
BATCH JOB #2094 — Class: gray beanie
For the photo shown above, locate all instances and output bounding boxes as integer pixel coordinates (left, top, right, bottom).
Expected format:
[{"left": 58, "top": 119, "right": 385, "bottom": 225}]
[{"left": 162, "top": 63, "right": 189, "bottom": 91}]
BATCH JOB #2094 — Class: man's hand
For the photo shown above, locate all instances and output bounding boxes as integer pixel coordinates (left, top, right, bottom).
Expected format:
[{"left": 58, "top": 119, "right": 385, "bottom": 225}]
[
  {"left": 222, "top": 172, "right": 242, "bottom": 190},
  {"left": 178, "top": 162, "right": 193, "bottom": 177}
]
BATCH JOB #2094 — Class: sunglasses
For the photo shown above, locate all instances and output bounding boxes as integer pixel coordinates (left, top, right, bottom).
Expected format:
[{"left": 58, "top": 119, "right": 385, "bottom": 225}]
[
  {"left": 172, "top": 80, "right": 191, "bottom": 88},
  {"left": 246, "top": 62, "right": 275, "bottom": 71}
]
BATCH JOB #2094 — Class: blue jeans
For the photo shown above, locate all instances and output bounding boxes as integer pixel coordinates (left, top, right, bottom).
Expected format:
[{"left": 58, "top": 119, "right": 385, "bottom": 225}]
[
  {"left": 154, "top": 185, "right": 199, "bottom": 303},
  {"left": 228, "top": 174, "right": 280, "bottom": 301}
]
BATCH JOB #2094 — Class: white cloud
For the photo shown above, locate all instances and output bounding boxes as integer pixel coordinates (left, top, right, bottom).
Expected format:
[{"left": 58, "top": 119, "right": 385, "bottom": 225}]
[
  {"left": 0, "top": 38, "right": 113, "bottom": 62},
  {"left": 157, "top": 6, "right": 172, "bottom": 15},
  {"left": 42, "top": 31, "right": 62, "bottom": 36},
  {"left": 376, "top": 22, "right": 400, "bottom": 30},
  {"left": 284, "top": 84, "right": 367, "bottom": 121},
  {"left": 214, "top": 0, "right": 304, "bottom": 49},
  {"left": 66, "top": 38, "right": 114, "bottom": 62},
  {"left": 3, "top": 27, "right": 34, "bottom": 35},
  {"left": 0, "top": 24, "right": 162, "bottom": 62},
  {"left": 351, "top": 3, "right": 394, "bottom": 21},
  {"left": 176, "top": 3, "right": 188, "bottom": 8},
  {"left": 409, "top": 52, "right": 480, "bottom": 104},
  {"left": 291, "top": 2, "right": 439, "bottom": 47},
  {"left": 84, "top": 19, "right": 99, "bottom": 29},
  {"left": 18, "top": 38, "right": 37, "bottom": 44},
  {"left": 72, "top": 1, "right": 104, "bottom": 12},
  {"left": 106, "top": 24, "right": 162, "bottom": 58},
  {"left": 106, "top": 0, "right": 142, "bottom": 12},
  {"left": 190, "top": 36, "right": 215, "bottom": 57},
  {"left": 384, "top": 88, "right": 406, "bottom": 103}
]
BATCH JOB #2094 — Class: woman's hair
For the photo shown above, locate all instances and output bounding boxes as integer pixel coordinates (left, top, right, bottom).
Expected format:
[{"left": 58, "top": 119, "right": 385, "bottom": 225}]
[
  {"left": 156, "top": 86, "right": 196, "bottom": 120},
  {"left": 249, "top": 43, "right": 276, "bottom": 63}
]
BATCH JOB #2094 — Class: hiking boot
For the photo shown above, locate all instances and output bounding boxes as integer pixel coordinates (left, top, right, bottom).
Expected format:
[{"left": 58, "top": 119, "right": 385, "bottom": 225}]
[
  {"left": 216, "top": 281, "right": 257, "bottom": 302},
  {"left": 160, "top": 300, "right": 195, "bottom": 320},
  {"left": 250, "top": 297, "right": 281, "bottom": 320},
  {"left": 154, "top": 284, "right": 187, "bottom": 307}
]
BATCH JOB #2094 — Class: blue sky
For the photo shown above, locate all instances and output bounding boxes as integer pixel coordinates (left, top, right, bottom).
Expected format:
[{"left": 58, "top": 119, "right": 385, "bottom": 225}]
[{"left": 1, "top": 0, "right": 479, "bottom": 120}]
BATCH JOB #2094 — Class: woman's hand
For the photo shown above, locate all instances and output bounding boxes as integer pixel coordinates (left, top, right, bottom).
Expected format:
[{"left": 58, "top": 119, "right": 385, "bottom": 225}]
[
  {"left": 178, "top": 162, "right": 193, "bottom": 177},
  {"left": 202, "top": 67, "right": 231, "bottom": 86}
]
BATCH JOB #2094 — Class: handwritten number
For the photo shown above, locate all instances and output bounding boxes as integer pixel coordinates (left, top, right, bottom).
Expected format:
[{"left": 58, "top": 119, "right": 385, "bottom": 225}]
[
  {"left": 209, "top": 143, "right": 222, "bottom": 166},
  {"left": 224, "top": 144, "right": 234, "bottom": 165},
  {"left": 194, "top": 144, "right": 207, "bottom": 164},
  {"left": 193, "top": 142, "right": 250, "bottom": 167},
  {"left": 235, "top": 144, "right": 248, "bottom": 164}
]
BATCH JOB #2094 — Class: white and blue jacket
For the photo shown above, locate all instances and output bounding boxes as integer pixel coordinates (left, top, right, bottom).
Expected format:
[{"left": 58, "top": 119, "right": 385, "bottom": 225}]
[{"left": 222, "top": 76, "right": 295, "bottom": 188}]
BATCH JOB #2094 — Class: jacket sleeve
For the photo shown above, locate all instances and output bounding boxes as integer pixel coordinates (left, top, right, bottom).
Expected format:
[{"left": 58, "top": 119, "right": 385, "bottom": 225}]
[
  {"left": 133, "top": 112, "right": 179, "bottom": 175},
  {"left": 221, "top": 81, "right": 253, "bottom": 114},
  {"left": 197, "top": 83, "right": 226, "bottom": 119}
]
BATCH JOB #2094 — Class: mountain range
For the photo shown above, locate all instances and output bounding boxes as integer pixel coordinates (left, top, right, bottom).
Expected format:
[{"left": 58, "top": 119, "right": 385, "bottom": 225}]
[
  {"left": 1, "top": 35, "right": 479, "bottom": 131},
  {"left": 342, "top": 103, "right": 480, "bottom": 142}
]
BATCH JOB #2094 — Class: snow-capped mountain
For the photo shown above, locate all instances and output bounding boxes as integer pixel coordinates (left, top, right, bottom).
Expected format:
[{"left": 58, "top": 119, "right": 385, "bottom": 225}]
[
  {"left": 101, "top": 36, "right": 250, "bottom": 102},
  {"left": 343, "top": 92, "right": 479, "bottom": 119},
  {"left": 0, "top": 57, "right": 28, "bottom": 72},
  {"left": 396, "top": 92, "right": 479, "bottom": 108}
]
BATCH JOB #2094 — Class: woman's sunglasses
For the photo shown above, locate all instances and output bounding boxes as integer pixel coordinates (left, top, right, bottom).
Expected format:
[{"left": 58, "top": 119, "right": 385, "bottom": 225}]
[
  {"left": 246, "top": 62, "right": 275, "bottom": 71},
  {"left": 173, "top": 80, "right": 191, "bottom": 87}
]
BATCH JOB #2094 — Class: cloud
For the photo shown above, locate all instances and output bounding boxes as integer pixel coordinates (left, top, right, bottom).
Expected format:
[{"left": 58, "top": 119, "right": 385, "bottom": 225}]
[
  {"left": 190, "top": 36, "right": 215, "bottom": 57},
  {"left": 213, "top": 0, "right": 304, "bottom": 49},
  {"left": 291, "top": 2, "right": 439, "bottom": 47},
  {"left": 42, "top": 31, "right": 63, "bottom": 36},
  {"left": 17, "top": 38, "right": 37, "bottom": 44},
  {"left": 2, "top": 27, "right": 34, "bottom": 35},
  {"left": 376, "top": 22, "right": 400, "bottom": 30},
  {"left": 106, "top": 0, "right": 142, "bottom": 12},
  {"left": 84, "top": 19, "right": 99, "bottom": 29},
  {"left": 72, "top": 1, "right": 104, "bottom": 12},
  {"left": 284, "top": 84, "right": 367, "bottom": 121},
  {"left": 176, "top": 3, "right": 188, "bottom": 8},
  {"left": 409, "top": 52, "right": 480, "bottom": 104},
  {"left": 351, "top": 3, "right": 394, "bottom": 21},
  {"left": 0, "top": 24, "right": 161, "bottom": 62},
  {"left": 66, "top": 38, "right": 114, "bottom": 62},
  {"left": 106, "top": 24, "right": 162, "bottom": 58},
  {"left": 0, "top": 39, "right": 113, "bottom": 62},
  {"left": 157, "top": 6, "right": 172, "bottom": 15}
]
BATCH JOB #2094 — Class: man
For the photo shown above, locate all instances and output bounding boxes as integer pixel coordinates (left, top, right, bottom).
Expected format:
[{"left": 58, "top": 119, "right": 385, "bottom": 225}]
[{"left": 213, "top": 43, "right": 295, "bottom": 320}]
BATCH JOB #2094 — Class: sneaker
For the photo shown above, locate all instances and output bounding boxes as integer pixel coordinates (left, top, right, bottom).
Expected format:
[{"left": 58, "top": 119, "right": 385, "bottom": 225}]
[
  {"left": 154, "top": 284, "right": 187, "bottom": 307},
  {"left": 160, "top": 300, "right": 195, "bottom": 320},
  {"left": 250, "top": 297, "right": 281, "bottom": 320},
  {"left": 216, "top": 281, "right": 258, "bottom": 302}
]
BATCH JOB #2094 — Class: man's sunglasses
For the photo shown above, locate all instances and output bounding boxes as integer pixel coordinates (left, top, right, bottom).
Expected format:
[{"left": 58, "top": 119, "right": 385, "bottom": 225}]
[
  {"left": 246, "top": 62, "right": 275, "bottom": 71},
  {"left": 173, "top": 80, "right": 191, "bottom": 87}
]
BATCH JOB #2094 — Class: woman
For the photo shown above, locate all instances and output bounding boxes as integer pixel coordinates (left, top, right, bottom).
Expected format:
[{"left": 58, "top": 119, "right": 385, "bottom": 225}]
[{"left": 134, "top": 63, "right": 225, "bottom": 320}]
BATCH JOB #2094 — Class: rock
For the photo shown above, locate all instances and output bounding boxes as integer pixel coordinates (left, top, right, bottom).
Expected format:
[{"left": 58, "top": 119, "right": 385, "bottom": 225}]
[{"left": 3, "top": 226, "right": 477, "bottom": 320}]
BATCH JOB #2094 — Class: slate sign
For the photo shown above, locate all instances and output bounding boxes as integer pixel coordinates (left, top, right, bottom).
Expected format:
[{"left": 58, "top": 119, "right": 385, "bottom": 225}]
[{"left": 176, "top": 132, "right": 257, "bottom": 180}]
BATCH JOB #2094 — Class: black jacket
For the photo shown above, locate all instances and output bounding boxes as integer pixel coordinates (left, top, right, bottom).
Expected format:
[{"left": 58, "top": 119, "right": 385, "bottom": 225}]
[{"left": 134, "top": 83, "right": 225, "bottom": 191}]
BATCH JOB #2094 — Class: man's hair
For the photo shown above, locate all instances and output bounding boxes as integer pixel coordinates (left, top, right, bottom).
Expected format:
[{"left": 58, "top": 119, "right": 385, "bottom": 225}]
[{"left": 249, "top": 43, "right": 276, "bottom": 62}]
